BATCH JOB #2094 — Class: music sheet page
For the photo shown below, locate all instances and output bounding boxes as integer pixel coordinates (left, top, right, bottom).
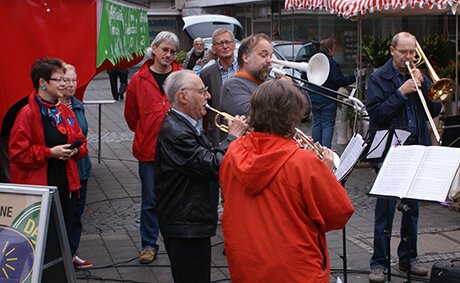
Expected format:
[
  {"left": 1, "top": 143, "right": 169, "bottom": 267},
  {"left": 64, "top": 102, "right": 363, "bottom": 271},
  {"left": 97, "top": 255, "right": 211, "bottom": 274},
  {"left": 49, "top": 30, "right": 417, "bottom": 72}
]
[
  {"left": 369, "top": 146, "right": 425, "bottom": 198},
  {"left": 335, "top": 133, "right": 367, "bottom": 181},
  {"left": 405, "top": 147, "right": 460, "bottom": 202}
]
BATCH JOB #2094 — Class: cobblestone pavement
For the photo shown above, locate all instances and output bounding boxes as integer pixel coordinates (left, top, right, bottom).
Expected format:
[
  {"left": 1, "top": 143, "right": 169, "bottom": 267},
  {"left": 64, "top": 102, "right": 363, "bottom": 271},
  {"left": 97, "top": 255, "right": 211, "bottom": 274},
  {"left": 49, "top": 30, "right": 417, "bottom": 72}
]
[{"left": 75, "top": 71, "right": 460, "bottom": 283}]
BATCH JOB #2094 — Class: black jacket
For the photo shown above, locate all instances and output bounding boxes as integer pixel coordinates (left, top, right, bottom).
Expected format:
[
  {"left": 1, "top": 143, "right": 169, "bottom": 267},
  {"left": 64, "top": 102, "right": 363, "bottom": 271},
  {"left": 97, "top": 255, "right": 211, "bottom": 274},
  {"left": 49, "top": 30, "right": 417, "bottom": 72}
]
[{"left": 156, "top": 110, "right": 236, "bottom": 238}]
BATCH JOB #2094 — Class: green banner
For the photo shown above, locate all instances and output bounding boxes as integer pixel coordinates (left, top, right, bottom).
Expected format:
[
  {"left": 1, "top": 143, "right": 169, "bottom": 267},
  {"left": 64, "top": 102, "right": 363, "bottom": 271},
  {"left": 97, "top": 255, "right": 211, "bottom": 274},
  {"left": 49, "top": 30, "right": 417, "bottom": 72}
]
[{"left": 97, "top": 0, "right": 149, "bottom": 67}]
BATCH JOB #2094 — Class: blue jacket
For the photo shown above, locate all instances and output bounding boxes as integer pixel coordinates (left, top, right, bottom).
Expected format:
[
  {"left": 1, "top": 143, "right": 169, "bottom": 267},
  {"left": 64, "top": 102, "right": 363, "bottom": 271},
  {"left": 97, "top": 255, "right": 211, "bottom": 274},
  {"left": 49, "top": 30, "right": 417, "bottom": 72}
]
[
  {"left": 305, "top": 56, "right": 356, "bottom": 105},
  {"left": 366, "top": 58, "right": 442, "bottom": 148},
  {"left": 71, "top": 97, "right": 92, "bottom": 181}
]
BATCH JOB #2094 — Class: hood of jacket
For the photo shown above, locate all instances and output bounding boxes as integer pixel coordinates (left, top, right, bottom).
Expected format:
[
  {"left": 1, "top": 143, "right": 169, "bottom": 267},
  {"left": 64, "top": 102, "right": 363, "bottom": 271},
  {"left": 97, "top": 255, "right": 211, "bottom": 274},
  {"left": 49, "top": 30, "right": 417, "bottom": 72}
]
[{"left": 224, "top": 131, "right": 299, "bottom": 195}]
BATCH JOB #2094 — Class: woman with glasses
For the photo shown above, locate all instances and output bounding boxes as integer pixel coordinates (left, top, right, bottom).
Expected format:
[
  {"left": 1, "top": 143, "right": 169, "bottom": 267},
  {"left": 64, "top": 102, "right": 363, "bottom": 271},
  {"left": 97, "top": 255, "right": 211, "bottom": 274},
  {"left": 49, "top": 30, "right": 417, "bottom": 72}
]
[
  {"left": 60, "top": 63, "right": 93, "bottom": 269},
  {"left": 9, "top": 57, "right": 88, "bottom": 243}
]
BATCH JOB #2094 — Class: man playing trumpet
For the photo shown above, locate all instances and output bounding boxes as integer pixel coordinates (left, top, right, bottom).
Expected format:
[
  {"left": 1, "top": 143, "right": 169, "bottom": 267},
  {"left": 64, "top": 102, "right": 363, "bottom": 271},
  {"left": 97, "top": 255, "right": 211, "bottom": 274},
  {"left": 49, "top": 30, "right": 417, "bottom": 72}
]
[
  {"left": 366, "top": 32, "right": 442, "bottom": 283},
  {"left": 155, "top": 70, "right": 247, "bottom": 283},
  {"left": 220, "top": 79, "right": 354, "bottom": 282}
]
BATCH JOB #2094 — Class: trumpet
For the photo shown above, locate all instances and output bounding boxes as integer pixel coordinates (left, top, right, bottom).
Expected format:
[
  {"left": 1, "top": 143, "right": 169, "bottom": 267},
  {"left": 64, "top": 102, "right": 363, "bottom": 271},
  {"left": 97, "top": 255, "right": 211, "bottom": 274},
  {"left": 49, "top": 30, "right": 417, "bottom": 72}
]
[
  {"left": 205, "top": 104, "right": 234, "bottom": 133},
  {"left": 294, "top": 128, "right": 340, "bottom": 169}
]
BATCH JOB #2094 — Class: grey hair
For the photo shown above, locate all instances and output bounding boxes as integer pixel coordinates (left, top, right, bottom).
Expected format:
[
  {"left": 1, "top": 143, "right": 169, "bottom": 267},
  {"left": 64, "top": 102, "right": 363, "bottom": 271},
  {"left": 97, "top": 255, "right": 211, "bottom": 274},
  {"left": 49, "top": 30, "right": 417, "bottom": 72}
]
[
  {"left": 146, "top": 31, "right": 180, "bottom": 58},
  {"left": 391, "top": 32, "right": 415, "bottom": 47},
  {"left": 212, "top": 28, "right": 235, "bottom": 43},
  {"left": 193, "top": 37, "right": 204, "bottom": 44},
  {"left": 164, "top": 70, "right": 195, "bottom": 105},
  {"left": 63, "top": 63, "right": 76, "bottom": 73}
]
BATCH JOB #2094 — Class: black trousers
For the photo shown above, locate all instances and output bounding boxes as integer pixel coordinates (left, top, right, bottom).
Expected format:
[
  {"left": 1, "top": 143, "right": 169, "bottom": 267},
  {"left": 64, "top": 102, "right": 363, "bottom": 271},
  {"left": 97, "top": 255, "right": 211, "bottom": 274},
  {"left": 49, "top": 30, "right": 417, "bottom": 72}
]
[{"left": 163, "top": 237, "right": 211, "bottom": 283}]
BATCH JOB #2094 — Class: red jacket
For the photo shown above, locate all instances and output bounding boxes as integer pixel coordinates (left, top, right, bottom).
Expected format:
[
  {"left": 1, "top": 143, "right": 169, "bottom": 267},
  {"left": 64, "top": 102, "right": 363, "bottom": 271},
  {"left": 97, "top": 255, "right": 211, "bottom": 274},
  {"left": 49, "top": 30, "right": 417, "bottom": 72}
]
[
  {"left": 9, "top": 92, "right": 88, "bottom": 192},
  {"left": 124, "top": 60, "right": 182, "bottom": 161},
  {"left": 220, "top": 132, "right": 354, "bottom": 283}
]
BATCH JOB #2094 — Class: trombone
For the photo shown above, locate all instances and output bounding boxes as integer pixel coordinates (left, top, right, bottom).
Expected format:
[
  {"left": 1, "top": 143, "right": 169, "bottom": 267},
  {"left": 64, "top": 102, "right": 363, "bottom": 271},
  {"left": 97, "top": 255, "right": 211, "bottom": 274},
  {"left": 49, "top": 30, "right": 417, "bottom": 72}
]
[
  {"left": 205, "top": 104, "right": 340, "bottom": 167},
  {"left": 404, "top": 40, "right": 454, "bottom": 144}
]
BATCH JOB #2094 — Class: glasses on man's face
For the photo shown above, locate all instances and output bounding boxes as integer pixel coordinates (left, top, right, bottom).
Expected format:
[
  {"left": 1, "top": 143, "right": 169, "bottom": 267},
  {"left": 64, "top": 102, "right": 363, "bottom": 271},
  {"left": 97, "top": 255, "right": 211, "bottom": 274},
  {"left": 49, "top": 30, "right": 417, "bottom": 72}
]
[
  {"left": 160, "top": 46, "right": 177, "bottom": 56},
  {"left": 182, "top": 86, "right": 208, "bottom": 96},
  {"left": 395, "top": 49, "right": 416, "bottom": 56},
  {"left": 213, "top": 40, "right": 235, "bottom": 47},
  {"left": 49, "top": 77, "right": 68, "bottom": 84}
]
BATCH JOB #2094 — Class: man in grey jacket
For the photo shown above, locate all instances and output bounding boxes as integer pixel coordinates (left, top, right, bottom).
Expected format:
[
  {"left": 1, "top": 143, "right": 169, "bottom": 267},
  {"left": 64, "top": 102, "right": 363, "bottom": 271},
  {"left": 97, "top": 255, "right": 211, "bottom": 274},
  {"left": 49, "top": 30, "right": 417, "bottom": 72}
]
[{"left": 200, "top": 29, "right": 238, "bottom": 146}]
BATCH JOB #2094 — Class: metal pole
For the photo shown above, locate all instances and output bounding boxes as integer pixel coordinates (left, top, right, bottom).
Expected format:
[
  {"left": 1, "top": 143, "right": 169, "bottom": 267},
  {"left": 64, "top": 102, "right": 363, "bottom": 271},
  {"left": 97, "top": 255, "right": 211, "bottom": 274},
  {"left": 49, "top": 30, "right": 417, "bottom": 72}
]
[
  {"left": 98, "top": 103, "right": 102, "bottom": 164},
  {"left": 456, "top": 12, "right": 458, "bottom": 114}
]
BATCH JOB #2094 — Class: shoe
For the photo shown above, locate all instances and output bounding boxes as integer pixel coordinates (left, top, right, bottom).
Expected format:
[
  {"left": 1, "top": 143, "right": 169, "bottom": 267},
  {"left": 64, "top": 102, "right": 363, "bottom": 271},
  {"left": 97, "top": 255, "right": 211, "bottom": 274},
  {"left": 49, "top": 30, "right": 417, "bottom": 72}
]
[
  {"left": 368, "top": 268, "right": 385, "bottom": 283},
  {"left": 119, "top": 93, "right": 124, "bottom": 100},
  {"left": 398, "top": 261, "right": 428, "bottom": 276},
  {"left": 139, "top": 246, "right": 157, "bottom": 264},
  {"left": 72, "top": 255, "right": 93, "bottom": 269}
]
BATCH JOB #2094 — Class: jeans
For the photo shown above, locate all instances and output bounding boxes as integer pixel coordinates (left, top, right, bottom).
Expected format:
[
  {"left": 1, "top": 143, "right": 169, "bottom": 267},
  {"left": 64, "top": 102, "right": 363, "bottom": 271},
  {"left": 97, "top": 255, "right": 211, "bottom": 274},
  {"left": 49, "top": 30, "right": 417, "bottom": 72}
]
[
  {"left": 370, "top": 166, "right": 419, "bottom": 269},
  {"left": 311, "top": 101, "right": 337, "bottom": 148},
  {"left": 69, "top": 179, "right": 88, "bottom": 255},
  {"left": 139, "top": 161, "right": 160, "bottom": 251}
]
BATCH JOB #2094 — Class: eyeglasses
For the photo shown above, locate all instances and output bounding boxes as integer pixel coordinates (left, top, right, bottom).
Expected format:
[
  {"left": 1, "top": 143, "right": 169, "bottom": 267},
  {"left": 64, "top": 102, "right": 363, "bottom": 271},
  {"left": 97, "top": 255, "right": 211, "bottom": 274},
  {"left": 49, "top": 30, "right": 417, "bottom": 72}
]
[
  {"left": 213, "top": 40, "right": 235, "bottom": 47},
  {"left": 395, "top": 49, "right": 416, "bottom": 56},
  {"left": 160, "top": 46, "right": 177, "bottom": 55},
  {"left": 182, "top": 86, "right": 208, "bottom": 96},
  {"left": 49, "top": 77, "right": 68, "bottom": 83}
]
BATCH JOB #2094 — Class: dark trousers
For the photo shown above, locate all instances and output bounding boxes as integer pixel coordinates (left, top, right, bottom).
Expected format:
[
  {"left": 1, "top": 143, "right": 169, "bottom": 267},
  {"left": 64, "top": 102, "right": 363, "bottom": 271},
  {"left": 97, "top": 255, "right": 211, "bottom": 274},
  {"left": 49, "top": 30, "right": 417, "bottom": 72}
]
[
  {"left": 164, "top": 237, "right": 211, "bottom": 283},
  {"left": 108, "top": 71, "right": 128, "bottom": 100},
  {"left": 69, "top": 179, "right": 88, "bottom": 255}
]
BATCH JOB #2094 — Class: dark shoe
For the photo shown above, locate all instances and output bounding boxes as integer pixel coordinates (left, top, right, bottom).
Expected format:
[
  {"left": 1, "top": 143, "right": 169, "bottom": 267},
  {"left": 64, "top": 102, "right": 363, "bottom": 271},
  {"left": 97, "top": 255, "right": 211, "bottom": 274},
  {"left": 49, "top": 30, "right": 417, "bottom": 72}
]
[
  {"left": 139, "top": 246, "right": 157, "bottom": 264},
  {"left": 369, "top": 268, "right": 385, "bottom": 283},
  {"left": 398, "top": 261, "right": 428, "bottom": 276},
  {"left": 73, "top": 255, "right": 93, "bottom": 269},
  {"left": 119, "top": 93, "right": 124, "bottom": 100}
]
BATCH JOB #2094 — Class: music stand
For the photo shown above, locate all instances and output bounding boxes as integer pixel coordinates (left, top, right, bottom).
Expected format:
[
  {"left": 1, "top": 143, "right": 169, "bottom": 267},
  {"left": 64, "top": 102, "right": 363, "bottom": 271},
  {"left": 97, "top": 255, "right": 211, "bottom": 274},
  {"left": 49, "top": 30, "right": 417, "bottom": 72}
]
[
  {"left": 441, "top": 114, "right": 460, "bottom": 148},
  {"left": 335, "top": 133, "right": 368, "bottom": 283}
]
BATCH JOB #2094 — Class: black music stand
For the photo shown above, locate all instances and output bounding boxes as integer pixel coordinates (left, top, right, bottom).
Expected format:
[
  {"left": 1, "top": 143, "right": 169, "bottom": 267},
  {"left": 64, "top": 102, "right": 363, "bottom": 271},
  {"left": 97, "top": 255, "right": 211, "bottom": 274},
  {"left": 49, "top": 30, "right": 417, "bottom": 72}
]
[
  {"left": 441, "top": 114, "right": 460, "bottom": 148},
  {"left": 335, "top": 133, "right": 368, "bottom": 283}
]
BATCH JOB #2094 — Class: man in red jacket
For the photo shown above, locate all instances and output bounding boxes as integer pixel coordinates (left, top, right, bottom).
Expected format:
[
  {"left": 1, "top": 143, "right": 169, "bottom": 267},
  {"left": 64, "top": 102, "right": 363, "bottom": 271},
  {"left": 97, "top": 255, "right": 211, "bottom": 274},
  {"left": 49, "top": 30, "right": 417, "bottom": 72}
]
[{"left": 124, "top": 31, "right": 182, "bottom": 264}]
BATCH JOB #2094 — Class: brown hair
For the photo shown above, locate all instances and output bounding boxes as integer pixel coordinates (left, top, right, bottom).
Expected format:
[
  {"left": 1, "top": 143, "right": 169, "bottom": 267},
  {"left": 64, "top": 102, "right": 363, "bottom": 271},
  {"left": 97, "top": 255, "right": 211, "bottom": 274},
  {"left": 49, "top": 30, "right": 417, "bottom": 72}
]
[
  {"left": 237, "top": 33, "right": 270, "bottom": 68},
  {"left": 250, "top": 80, "right": 307, "bottom": 137},
  {"left": 320, "top": 38, "right": 334, "bottom": 54},
  {"left": 30, "top": 57, "right": 65, "bottom": 90}
]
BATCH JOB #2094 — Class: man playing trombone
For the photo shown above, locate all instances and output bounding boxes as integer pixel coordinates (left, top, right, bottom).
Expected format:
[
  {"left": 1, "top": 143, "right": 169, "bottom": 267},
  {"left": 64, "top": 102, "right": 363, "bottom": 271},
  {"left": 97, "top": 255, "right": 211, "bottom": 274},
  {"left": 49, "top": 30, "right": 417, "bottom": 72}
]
[
  {"left": 366, "top": 32, "right": 442, "bottom": 283},
  {"left": 221, "top": 33, "right": 287, "bottom": 116}
]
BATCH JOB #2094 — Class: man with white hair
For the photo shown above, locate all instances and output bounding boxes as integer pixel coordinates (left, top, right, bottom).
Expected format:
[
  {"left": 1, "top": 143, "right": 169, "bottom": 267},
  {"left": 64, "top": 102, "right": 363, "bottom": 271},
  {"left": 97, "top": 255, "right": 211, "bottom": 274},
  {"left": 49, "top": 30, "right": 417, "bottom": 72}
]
[
  {"left": 183, "top": 37, "right": 206, "bottom": 72},
  {"left": 124, "top": 31, "right": 182, "bottom": 264},
  {"left": 156, "top": 70, "right": 247, "bottom": 283}
]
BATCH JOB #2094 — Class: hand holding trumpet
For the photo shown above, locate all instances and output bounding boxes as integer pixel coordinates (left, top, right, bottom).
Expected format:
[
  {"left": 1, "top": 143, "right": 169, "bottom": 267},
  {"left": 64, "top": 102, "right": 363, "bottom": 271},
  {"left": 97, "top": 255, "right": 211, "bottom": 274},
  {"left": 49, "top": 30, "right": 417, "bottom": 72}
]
[{"left": 226, "top": 115, "right": 249, "bottom": 137}]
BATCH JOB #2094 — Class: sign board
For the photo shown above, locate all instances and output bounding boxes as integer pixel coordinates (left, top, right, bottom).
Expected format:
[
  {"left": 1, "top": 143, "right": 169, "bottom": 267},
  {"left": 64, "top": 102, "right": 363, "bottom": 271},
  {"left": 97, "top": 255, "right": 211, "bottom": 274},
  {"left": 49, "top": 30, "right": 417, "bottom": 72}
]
[
  {"left": 96, "top": 0, "right": 150, "bottom": 67},
  {"left": 0, "top": 184, "right": 75, "bottom": 283}
]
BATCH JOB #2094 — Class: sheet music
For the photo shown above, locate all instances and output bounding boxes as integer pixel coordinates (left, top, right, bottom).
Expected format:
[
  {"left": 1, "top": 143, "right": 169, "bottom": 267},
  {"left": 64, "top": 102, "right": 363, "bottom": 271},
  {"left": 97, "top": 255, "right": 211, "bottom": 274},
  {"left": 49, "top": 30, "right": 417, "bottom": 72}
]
[
  {"left": 335, "top": 133, "right": 367, "bottom": 181},
  {"left": 370, "top": 146, "right": 424, "bottom": 197},
  {"left": 370, "top": 145, "right": 460, "bottom": 202},
  {"left": 392, "top": 129, "right": 411, "bottom": 146},
  {"left": 366, "top": 130, "right": 390, "bottom": 159},
  {"left": 406, "top": 147, "right": 460, "bottom": 201}
]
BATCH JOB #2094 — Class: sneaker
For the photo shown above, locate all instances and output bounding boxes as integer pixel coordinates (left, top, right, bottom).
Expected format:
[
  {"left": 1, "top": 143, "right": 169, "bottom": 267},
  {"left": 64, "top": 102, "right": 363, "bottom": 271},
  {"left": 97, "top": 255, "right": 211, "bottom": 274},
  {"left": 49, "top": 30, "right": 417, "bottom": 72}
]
[
  {"left": 398, "top": 261, "right": 428, "bottom": 276},
  {"left": 72, "top": 255, "right": 93, "bottom": 269},
  {"left": 139, "top": 246, "right": 157, "bottom": 264},
  {"left": 369, "top": 268, "right": 385, "bottom": 283}
]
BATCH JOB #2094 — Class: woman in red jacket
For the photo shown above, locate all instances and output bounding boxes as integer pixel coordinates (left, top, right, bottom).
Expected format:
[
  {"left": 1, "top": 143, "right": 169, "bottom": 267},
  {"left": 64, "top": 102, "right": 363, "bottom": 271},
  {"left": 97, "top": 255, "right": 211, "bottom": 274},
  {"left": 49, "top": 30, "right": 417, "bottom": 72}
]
[
  {"left": 9, "top": 57, "right": 88, "bottom": 235},
  {"left": 220, "top": 80, "right": 354, "bottom": 283}
]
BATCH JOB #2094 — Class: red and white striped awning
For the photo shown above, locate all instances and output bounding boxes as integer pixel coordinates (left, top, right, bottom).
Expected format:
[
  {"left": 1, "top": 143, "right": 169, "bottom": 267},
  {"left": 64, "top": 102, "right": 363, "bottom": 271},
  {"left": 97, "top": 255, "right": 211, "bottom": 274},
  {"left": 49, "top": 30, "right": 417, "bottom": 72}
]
[{"left": 284, "top": 0, "right": 458, "bottom": 18}]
